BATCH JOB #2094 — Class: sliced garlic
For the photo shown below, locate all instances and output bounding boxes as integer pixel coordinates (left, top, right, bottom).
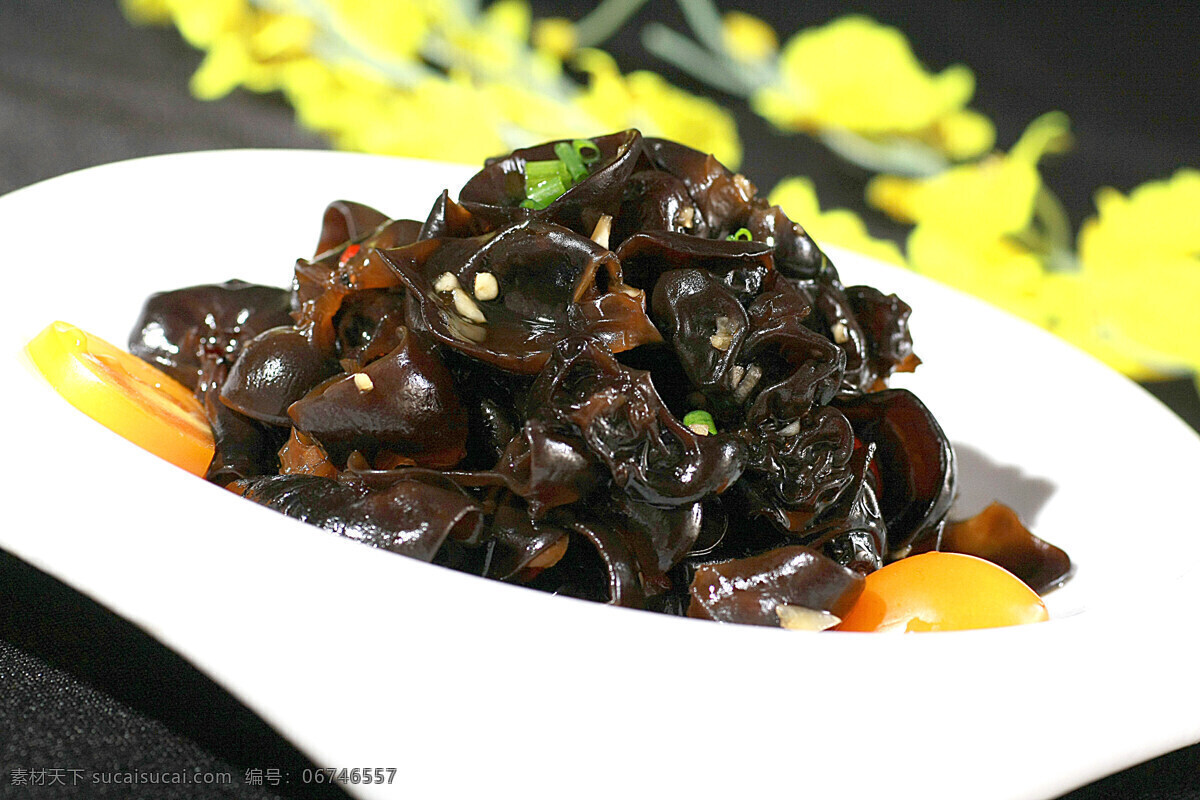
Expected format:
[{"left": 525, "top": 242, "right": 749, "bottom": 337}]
[
  {"left": 732, "top": 364, "right": 762, "bottom": 402},
  {"left": 590, "top": 214, "right": 613, "bottom": 250},
  {"left": 452, "top": 287, "right": 487, "bottom": 323},
  {"left": 433, "top": 271, "right": 460, "bottom": 293},
  {"left": 776, "top": 604, "right": 841, "bottom": 632},
  {"left": 831, "top": 321, "right": 850, "bottom": 344},
  {"left": 473, "top": 271, "right": 499, "bottom": 301},
  {"left": 732, "top": 173, "right": 755, "bottom": 201},
  {"left": 352, "top": 373, "right": 374, "bottom": 392},
  {"left": 709, "top": 316, "right": 733, "bottom": 351}
]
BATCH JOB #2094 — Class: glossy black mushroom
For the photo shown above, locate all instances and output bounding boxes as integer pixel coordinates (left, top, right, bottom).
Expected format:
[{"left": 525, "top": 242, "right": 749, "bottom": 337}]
[
  {"left": 801, "top": 440, "right": 888, "bottom": 574},
  {"left": 616, "top": 229, "right": 774, "bottom": 296},
  {"left": 523, "top": 516, "right": 646, "bottom": 608},
  {"left": 482, "top": 494, "right": 571, "bottom": 582},
  {"left": 380, "top": 219, "right": 660, "bottom": 375},
  {"left": 129, "top": 279, "right": 293, "bottom": 392},
  {"left": 333, "top": 289, "right": 409, "bottom": 370},
  {"left": 528, "top": 336, "right": 746, "bottom": 507},
  {"left": 220, "top": 325, "right": 340, "bottom": 426},
  {"left": 202, "top": 379, "right": 282, "bottom": 485},
  {"left": 292, "top": 202, "right": 422, "bottom": 352},
  {"left": 835, "top": 389, "right": 957, "bottom": 556},
  {"left": 312, "top": 200, "right": 390, "bottom": 258},
  {"left": 288, "top": 327, "right": 468, "bottom": 468},
  {"left": 739, "top": 285, "right": 847, "bottom": 423},
  {"left": 734, "top": 406, "right": 857, "bottom": 534},
  {"left": 844, "top": 285, "right": 917, "bottom": 391},
  {"left": 643, "top": 137, "right": 831, "bottom": 280},
  {"left": 493, "top": 417, "right": 600, "bottom": 516},
  {"left": 458, "top": 129, "right": 644, "bottom": 237},
  {"left": 650, "top": 268, "right": 748, "bottom": 395},
  {"left": 418, "top": 190, "right": 490, "bottom": 241},
  {"left": 942, "top": 502, "right": 1072, "bottom": 593},
  {"left": 238, "top": 473, "right": 482, "bottom": 561},
  {"left": 132, "top": 131, "right": 1073, "bottom": 628},
  {"left": 687, "top": 545, "right": 865, "bottom": 626},
  {"left": 609, "top": 168, "right": 701, "bottom": 247}
]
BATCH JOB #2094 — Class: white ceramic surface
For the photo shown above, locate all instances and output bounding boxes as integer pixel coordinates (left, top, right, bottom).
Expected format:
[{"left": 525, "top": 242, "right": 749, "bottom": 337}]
[{"left": 3, "top": 150, "right": 1199, "bottom": 800}]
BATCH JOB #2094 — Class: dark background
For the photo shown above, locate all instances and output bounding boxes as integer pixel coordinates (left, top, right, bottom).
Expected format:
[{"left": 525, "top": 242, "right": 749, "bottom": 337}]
[{"left": 2, "top": 1, "right": 1198, "bottom": 797}]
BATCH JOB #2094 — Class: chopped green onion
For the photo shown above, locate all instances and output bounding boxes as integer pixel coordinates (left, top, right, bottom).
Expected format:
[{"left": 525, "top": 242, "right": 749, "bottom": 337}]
[
  {"left": 727, "top": 228, "right": 753, "bottom": 241},
  {"left": 683, "top": 409, "right": 717, "bottom": 435},
  {"left": 521, "top": 173, "right": 568, "bottom": 209},
  {"left": 554, "top": 141, "right": 590, "bottom": 183},
  {"left": 521, "top": 141, "right": 600, "bottom": 209},
  {"left": 523, "top": 160, "right": 572, "bottom": 209},
  {"left": 525, "top": 159, "right": 567, "bottom": 184},
  {"left": 573, "top": 139, "right": 601, "bottom": 165}
]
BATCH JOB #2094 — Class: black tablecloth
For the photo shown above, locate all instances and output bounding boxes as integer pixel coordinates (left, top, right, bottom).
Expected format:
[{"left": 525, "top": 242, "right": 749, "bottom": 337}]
[{"left": 2, "top": 2, "right": 1198, "bottom": 797}]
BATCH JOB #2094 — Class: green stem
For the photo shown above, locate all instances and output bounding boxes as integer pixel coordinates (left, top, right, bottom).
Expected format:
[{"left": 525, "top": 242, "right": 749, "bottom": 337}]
[
  {"left": 675, "top": 0, "right": 727, "bottom": 56},
  {"left": 1033, "top": 185, "right": 1076, "bottom": 270},
  {"left": 819, "top": 129, "right": 948, "bottom": 177},
  {"left": 574, "top": 0, "right": 652, "bottom": 47},
  {"left": 641, "top": 22, "right": 753, "bottom": 96}
]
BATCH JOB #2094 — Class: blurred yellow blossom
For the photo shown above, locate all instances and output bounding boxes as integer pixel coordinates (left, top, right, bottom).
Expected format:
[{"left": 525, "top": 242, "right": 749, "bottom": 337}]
[
  {"left": 572, "top": 49, "right": 741, "bottom": 168},
  {"left": 928, "top": 108, "right": 997, "bottom": 162},
  {"left": 121, "top": 0, "right": 171, "bottom": 25},
  {"left": 122, "top": 0, "right": 742, "bottom": 167},
  {"left": 768, "top": 177, "right": 905, "bottom": 266},
  {"left": 750, "top": 16, "right": 991, "bottom": 163},
  {"left": 866, "top": 112, "right": 1072, "bottom": 238},
  {"left": 1079, "top": 169, "right": 1200, "bottom": 276},
  {"left": 721, "top": 11, "right": 778, "bottom": 64},
  {"left": 864, "top": 113, "right": 1076, "bottom": 338},
  {"left": 1065, "top": 169, "right": 1200, "bottom": 377},
  {"left": 532, "top": 17, "right": 578, "bottom": 60},
  {"left": 904, "top": 225, "right": 1078, "bottom": 326}
]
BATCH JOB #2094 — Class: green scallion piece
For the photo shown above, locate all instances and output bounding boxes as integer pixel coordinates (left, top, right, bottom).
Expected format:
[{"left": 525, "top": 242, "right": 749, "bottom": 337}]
[
  {"left": 554, "top": 141, "right": 590, "bottom": 183},
  {"left": 683, "top": 409, "right": 717, "bottom": 435},
  {"left": 727, "top": 228, "right": 753, "bottom": 241},
  {"left": 522, "top": 173, "right": 568, "bottom": 210},
  {"left": 523, "top": 160, "right": 572, "bottom": 209},
  {"left": 573, "top": 139, "right": 601, "bottom": 165},
  {"left": 525, "top": 159, "right": 565, "bottom": 184}
]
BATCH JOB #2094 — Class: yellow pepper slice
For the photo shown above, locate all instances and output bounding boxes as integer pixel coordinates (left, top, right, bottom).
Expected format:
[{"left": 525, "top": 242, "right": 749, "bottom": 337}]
[{"left": 26, "top": 321, "right": 215, "bottom": 477}]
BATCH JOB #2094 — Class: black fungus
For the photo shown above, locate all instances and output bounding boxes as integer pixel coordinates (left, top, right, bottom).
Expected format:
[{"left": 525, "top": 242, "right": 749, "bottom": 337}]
[{"left": 129, "top": 130, "right": 1072, "bottom": 624}]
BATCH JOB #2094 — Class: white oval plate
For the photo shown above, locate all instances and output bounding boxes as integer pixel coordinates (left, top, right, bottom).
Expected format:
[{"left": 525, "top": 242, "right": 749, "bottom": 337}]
[{"left": 2, "top": 151, "right": 1198, "bottom": 800}]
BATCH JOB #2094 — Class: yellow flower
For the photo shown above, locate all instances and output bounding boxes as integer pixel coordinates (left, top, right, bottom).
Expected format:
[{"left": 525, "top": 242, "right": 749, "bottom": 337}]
[
  {"left": 927, "top": 108, "right": 996, "bottom": 162},
  {"left": 122, "top": 0, "right": 744, "bottom": 170},
  {"left": 1079, "top": 169, "right": 1200, "bottom": 276},
  {"left": 439, "top": 0, "right": 531, "bottom": 80},
  {"left": 904, "top": 224, "right": 1072, "bottom": 326},
  {"left": 752, "top": 16, "right": 978, "bottom": 146},
  {"left": 768, "top": 177, "right": 905, "bottom": 266},
  {"left": 866, "top": 112, "right": 1071, "bottom": 237},
  {"left": 187, "top": 6, "right": 317, "bottom": 100},
  {"left": 325, "top": 0, "right": 435, "bottom": 67},
  {"left": 120, "top": 0, "right": 171, "bottom": 25},
  {"left": 1066, "top": 169, "right": 1200, "bottom": 377},
  {"left": 532, "top": 17, "right": 577, "bottom": 60},
  {"left": 722, "top": 11, "right": 778, "bottom": 64},
  {"left": 159, "top": 0, "right": 250, "bottom": 50},
  {"left": 862, "top": 114, "right": 1077, "bottom": 351},
  {"left": 352, "top": 75, "right": 510, "bottom": 163},
  {"left": 573, "top": 49, "right": 742, "bottom": 169}
]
